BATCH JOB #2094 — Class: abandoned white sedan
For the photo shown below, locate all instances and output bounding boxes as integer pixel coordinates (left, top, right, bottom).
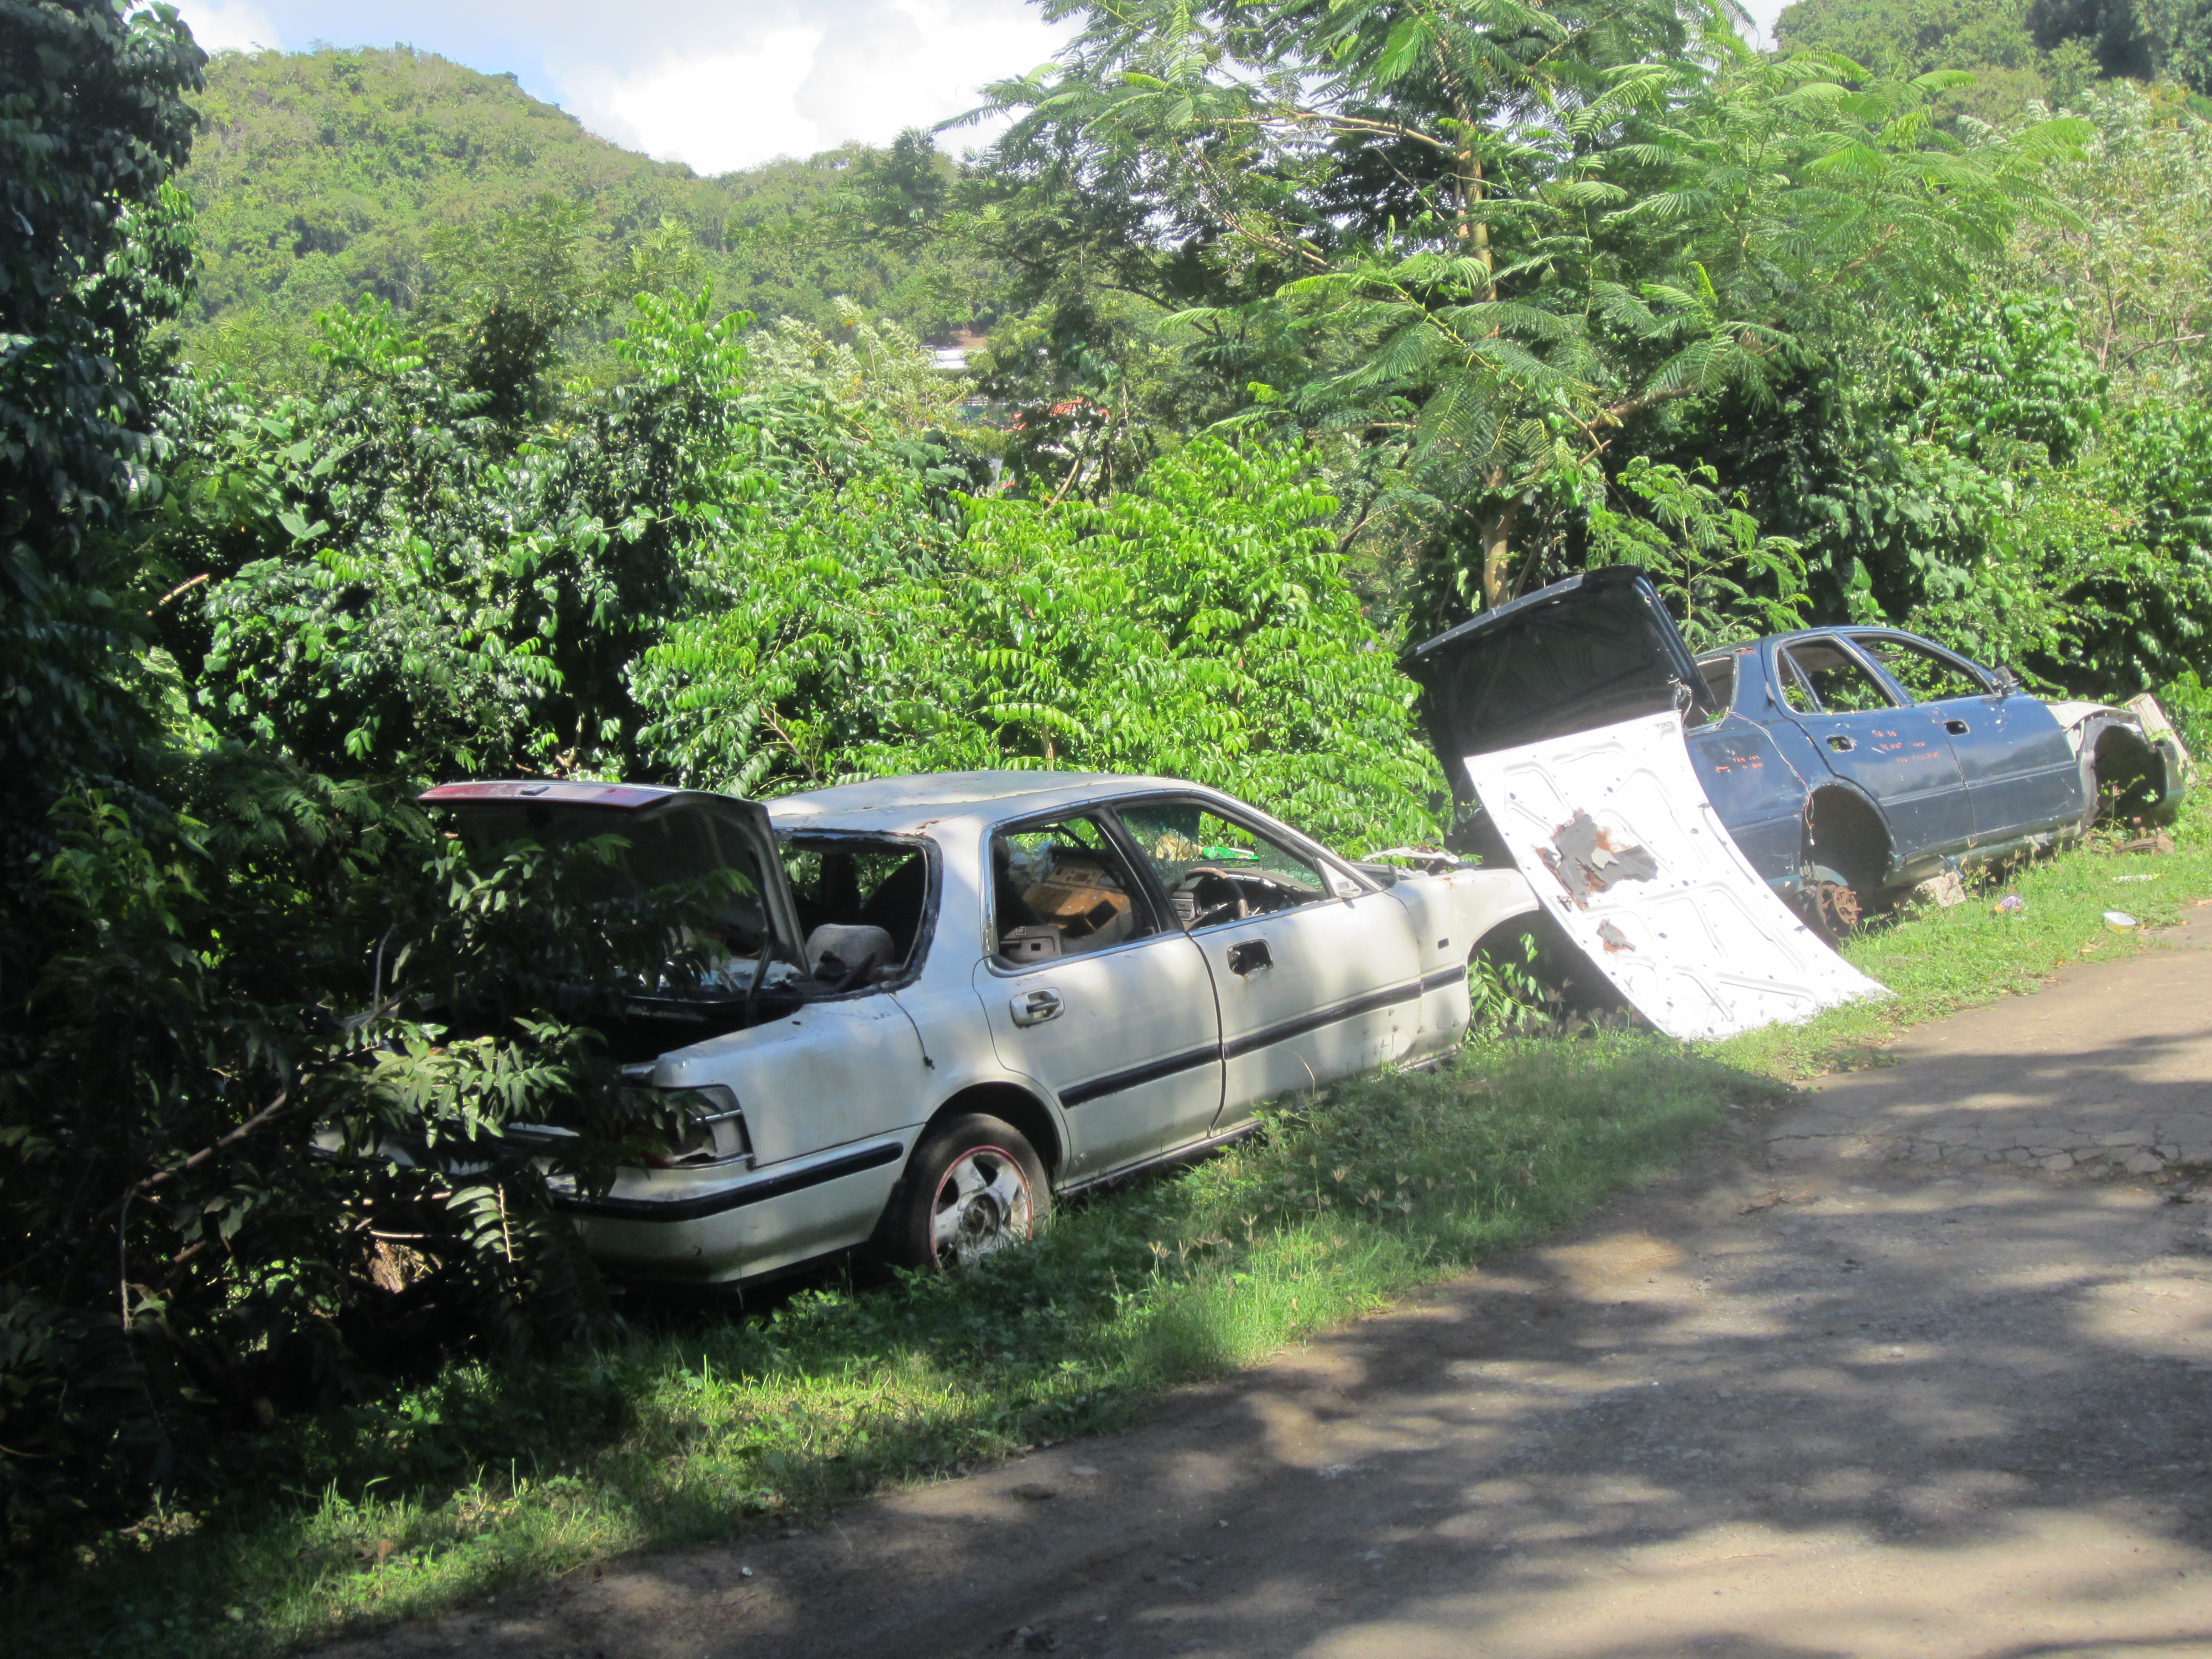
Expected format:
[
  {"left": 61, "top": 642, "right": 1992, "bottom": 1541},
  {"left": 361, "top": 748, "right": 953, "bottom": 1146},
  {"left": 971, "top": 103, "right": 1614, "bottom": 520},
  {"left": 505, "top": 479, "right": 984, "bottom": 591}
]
[{"left": 422, "top": 772, "right": 1535, "bottom": 1285}]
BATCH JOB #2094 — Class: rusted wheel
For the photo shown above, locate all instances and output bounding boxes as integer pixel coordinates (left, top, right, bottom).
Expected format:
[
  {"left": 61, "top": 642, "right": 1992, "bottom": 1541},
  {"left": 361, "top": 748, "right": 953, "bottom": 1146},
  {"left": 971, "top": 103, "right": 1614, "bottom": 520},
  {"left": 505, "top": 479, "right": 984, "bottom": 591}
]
[{"left": 1809, "top": 879, "right": 1861, "bottom": 940}]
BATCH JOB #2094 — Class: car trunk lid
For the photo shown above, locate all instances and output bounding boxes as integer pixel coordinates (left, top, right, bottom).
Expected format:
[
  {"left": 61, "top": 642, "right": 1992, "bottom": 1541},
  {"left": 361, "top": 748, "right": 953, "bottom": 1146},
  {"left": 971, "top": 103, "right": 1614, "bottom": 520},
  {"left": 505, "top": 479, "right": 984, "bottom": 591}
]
[
  {"left": 419, "top": 781, "right": 810, "bottom": 1041},
  {"left": 1401, "top": 565, "right": 1719, "bottom": 782}
]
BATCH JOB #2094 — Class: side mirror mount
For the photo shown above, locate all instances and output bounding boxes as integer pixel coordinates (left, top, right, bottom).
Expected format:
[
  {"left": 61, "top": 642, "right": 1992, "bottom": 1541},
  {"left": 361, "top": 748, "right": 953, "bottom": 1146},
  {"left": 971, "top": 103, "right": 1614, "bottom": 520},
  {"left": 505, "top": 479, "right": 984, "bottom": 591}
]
[{"left": 1990, "top": 666, "right": 2021, "bottom": 697}]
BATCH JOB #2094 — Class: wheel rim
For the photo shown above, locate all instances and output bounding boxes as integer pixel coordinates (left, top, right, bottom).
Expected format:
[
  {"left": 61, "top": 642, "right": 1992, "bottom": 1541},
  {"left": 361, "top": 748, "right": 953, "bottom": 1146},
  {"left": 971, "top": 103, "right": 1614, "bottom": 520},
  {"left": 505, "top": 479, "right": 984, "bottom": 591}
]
[
  {"left": 1812, "top": 879, "right": 1861, "bottom": 937},
  {"left": 928, "top": 1145, "right": 1034, "bottom": 1267}
]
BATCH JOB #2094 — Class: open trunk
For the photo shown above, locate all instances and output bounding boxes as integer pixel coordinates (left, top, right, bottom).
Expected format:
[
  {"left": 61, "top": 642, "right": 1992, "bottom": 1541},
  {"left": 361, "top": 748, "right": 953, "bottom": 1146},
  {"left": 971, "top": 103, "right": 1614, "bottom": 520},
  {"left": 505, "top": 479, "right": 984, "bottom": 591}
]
[
  {"left": 1400, "top": 565, "right": 1720, "bottom": 857},
  {"left": 421, "top": 780, "right": 811, "bottom": 1055}
]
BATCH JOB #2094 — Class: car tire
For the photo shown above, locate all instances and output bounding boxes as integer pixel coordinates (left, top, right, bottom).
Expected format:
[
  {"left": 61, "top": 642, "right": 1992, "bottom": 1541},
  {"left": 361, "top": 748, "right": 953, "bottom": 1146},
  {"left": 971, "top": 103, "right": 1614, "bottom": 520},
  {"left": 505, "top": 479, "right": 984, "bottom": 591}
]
[{"left": 880, "top": 1113, "right": 1051, "bottom": 1272}]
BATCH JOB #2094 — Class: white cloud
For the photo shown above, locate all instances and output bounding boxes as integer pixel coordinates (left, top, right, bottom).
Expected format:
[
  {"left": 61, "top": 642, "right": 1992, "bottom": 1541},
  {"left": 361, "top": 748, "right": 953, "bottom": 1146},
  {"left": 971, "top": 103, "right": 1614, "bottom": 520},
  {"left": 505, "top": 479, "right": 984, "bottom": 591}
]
[
  {"left": 1737, "top": 0, "right": 1787, "bottom": 49},
  {"left": 171, "top": 0, "right": 284, "bottom": 55},
  {"left": 547, "top": 0, "right": 1074, "bottom": 174}
]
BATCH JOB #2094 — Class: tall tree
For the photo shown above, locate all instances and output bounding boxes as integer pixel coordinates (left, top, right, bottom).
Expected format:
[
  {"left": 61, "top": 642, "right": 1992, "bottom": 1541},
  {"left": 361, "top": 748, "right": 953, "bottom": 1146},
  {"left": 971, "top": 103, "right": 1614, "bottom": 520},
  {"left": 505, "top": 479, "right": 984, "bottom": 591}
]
[
  {"left": 981, "top": 2, "right": 2083, "bottom": 623},
  {"left": 0, "top": 0, "right": 204, "bottom": 980}
]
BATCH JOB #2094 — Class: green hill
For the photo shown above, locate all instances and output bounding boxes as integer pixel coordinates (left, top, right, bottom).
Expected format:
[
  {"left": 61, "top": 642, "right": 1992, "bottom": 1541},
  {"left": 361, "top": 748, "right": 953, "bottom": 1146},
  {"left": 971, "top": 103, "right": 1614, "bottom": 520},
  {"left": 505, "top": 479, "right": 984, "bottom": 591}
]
[
  {"left": 1773, "top": 0, "right": 2212, "bottom": 119},
  {"left": 178, "top": 46, "right": 995, "bottom": 378}
]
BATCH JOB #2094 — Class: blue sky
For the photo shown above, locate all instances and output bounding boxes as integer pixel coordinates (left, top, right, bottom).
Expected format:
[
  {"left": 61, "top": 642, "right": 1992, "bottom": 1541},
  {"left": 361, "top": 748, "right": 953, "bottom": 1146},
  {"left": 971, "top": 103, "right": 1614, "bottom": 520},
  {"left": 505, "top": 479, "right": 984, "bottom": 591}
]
[{"left": 168, "top": 1, "right": 1787, "bottom": 176}]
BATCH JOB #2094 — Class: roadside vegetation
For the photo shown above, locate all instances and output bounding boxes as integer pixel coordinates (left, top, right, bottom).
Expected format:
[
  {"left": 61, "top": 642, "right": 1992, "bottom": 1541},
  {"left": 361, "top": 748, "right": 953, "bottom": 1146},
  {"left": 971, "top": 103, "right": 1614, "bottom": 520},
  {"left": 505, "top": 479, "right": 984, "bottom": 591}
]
[{"left": 14, "top": 0, "right": 2212, "bottom": 1644}]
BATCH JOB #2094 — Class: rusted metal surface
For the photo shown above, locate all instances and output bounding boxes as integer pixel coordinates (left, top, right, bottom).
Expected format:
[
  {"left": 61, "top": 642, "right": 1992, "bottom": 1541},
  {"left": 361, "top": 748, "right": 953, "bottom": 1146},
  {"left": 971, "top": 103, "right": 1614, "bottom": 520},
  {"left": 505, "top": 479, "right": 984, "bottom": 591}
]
[{"left": 1540, "top": 810, "right": 1660, "bottom": 905}]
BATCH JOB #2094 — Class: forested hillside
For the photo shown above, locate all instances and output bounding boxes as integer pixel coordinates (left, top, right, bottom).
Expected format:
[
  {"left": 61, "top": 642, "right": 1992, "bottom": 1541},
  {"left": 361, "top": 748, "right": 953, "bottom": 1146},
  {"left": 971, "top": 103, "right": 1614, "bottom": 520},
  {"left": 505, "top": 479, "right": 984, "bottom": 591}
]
[
  {"left": 10, "top": 0, "right": 2212, "bottom": 1583},
  {"left": 178, "top": 46, "right": 1001, "bottom": 382},
  {"left": 1773, "top": 0, "right": 2212, "bottom": 117}
]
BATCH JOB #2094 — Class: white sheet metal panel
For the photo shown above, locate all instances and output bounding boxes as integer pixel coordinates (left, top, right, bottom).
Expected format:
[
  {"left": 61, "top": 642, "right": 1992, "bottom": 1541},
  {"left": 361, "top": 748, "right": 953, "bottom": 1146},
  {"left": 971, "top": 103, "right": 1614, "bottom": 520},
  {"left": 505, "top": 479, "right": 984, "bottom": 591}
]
[{"left": 1462, "top": 711, "right": 1888, "bottom": 1042}]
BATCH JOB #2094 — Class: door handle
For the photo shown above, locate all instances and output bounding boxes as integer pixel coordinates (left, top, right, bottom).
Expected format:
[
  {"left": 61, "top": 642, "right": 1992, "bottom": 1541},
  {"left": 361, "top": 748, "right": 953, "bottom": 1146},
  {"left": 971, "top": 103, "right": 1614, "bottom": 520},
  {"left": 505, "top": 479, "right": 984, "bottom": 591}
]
[
  {"left": 1945, "top": 718, "right": 1970, "bottom": 735},
  {"left": 1010, "top": 988, "right": 1062, "bottom": 1027},
  {"left": 1827, "top": 734, "right": 1855, "bottom": 753},
  {"left": 1228, "top": 939, "right": 1273, "bottom": 976}
]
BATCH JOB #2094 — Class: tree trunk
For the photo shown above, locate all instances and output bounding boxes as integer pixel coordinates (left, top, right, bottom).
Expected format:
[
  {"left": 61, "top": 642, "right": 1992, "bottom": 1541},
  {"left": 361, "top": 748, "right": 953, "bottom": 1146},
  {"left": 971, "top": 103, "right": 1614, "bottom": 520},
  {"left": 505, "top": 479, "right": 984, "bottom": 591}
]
[
  {"left": 1479, "top": 496, "right": 1520, "bottom": 609},
  {"left": 1454, "top": 152, "right": 1495, "bottom": 299}
]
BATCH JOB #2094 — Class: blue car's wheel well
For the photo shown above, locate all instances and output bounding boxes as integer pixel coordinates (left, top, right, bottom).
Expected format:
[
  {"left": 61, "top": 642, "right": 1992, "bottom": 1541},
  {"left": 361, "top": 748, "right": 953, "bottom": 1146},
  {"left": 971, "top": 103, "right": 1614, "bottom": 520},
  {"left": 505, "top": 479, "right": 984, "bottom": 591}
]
[{"left": 1804, "top": 786, "right": 1891, "bottom": 893}]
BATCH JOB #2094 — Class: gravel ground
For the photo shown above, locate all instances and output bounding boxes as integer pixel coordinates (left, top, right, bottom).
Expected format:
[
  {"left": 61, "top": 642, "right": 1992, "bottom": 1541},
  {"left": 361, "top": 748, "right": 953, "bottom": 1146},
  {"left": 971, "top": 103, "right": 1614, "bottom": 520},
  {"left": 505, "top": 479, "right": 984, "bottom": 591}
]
[{"left": 338, "top": 917, "right": 2212, "bottom": 1659}]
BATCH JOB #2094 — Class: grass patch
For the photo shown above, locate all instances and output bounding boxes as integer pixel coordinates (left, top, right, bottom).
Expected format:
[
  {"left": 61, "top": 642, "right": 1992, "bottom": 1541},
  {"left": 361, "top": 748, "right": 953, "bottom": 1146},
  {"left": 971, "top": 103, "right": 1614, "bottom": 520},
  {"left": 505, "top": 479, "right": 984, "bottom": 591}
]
[
  {"left": 23, "top": 796, "right": 2212, "bottom": 1658},
  {"left": 1718, "top": 796, "right": 2212, "bottom": 1077}
]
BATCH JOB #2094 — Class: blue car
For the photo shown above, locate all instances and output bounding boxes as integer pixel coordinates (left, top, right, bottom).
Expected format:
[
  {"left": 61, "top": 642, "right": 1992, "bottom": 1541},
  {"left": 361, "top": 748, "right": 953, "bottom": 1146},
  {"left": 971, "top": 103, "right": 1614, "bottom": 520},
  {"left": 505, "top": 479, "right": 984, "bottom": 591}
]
[{"left": 1402, "top": 566, "right": 2187, "bottom": 931}]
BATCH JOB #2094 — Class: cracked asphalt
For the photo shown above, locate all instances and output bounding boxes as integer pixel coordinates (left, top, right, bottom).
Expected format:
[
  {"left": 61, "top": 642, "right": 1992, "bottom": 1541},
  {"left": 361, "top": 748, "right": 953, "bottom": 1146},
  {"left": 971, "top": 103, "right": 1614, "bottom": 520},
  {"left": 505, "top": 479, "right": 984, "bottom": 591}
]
[{"left": 343, "top": 916, "right": 2212, "bottom": 1659}]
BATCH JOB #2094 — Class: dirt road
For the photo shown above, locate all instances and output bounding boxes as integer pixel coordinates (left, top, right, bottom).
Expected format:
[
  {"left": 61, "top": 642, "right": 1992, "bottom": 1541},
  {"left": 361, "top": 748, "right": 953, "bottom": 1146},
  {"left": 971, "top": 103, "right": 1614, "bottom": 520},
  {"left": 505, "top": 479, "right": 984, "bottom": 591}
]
[{"left": 352, "top": 920, "right": 2212, "bottom": 1659}]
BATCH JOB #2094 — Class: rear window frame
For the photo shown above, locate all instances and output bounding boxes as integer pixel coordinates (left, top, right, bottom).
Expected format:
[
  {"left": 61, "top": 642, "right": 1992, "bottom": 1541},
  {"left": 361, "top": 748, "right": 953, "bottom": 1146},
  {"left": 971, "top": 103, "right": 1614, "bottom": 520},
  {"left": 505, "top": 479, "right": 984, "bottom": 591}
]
[{"left": 775, "top": 828, "right": 941, "bottom": 997}]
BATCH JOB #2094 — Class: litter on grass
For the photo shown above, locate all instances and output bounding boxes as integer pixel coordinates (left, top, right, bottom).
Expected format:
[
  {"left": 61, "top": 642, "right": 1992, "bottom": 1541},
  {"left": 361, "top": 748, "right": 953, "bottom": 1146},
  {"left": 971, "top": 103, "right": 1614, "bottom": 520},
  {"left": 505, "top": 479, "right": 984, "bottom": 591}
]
[
  {"left": 2112, "top": 874, "right": 2159, "bottom": 884},
  {"left": 1993, "top": 894, "right": 2026, "bottom": 914},
  {"left": 2104, "top": 910, "right": 2141, "bottom": 931}
]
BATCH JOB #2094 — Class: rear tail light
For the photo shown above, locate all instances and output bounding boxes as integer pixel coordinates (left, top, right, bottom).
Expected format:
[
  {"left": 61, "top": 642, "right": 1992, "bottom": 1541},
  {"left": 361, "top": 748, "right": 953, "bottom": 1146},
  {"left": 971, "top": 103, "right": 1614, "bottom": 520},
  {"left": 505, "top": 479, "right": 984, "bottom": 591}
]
[{"left": 644, "top": 1084, "right": 751, "bottom": 1167}]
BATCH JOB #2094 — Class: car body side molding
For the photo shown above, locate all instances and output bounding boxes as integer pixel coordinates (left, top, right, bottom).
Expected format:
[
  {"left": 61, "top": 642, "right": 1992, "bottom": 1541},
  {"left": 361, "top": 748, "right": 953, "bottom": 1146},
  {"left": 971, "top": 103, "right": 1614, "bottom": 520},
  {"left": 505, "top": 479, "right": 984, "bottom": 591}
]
[{"left": 1060, "top": 1043, "right": 1224, "bottom": 1108}]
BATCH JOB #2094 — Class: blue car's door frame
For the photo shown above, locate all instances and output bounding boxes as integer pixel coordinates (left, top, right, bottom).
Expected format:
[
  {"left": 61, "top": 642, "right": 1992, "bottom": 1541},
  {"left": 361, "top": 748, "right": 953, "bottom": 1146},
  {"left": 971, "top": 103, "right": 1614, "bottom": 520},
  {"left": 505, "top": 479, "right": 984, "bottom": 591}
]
[
  {"left": 1846, "top": 630, "right": 2085, "bottom": 848},
  {"left": 1684, "top": 648, "right": 1816, "bottom": 889},
  {"left": 1771, "top": 633, "right": 1975, "bottom": 872}
]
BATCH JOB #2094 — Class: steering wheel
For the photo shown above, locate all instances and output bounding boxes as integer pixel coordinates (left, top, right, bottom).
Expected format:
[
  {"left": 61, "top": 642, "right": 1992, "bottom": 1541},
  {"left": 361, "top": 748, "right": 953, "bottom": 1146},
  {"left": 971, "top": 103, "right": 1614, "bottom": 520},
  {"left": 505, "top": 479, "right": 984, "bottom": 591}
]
[{"left": 1170, "top": 867, "right": 1247, "bottom": 930}]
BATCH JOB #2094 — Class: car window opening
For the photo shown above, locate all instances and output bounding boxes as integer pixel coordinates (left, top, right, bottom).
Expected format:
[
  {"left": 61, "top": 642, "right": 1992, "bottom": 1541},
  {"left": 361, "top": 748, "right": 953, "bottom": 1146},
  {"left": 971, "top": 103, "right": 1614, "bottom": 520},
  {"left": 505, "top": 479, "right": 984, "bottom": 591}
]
[
  {"left": 1779, "top": 642, "right": 1895, "bottom": 715},
  {"left": 782, "top": 838, "right": 928, "bottom": 989},
  {"left": 1848, "top": 633, "right": 1987, "bottom": 703},
  {"left": 1115, "top": 801, "right": 1331, "bottom": 930},
  {"left": 990, "top": 816, "right": 1150, "bottom": 963},
  {"left": 1695, "top": 654, "right": 1736, "bottom": 715}
]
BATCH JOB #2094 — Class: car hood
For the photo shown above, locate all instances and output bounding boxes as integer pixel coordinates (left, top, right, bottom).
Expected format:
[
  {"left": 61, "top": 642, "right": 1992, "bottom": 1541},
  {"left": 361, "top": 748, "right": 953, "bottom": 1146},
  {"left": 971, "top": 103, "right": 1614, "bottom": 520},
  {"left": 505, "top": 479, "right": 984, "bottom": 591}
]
[
  {"left": 1401, "top": 566, "right": 1720, "bottom": 774},
  {"left": 418, "top": 780, "right": 809, "bottom": 973}
]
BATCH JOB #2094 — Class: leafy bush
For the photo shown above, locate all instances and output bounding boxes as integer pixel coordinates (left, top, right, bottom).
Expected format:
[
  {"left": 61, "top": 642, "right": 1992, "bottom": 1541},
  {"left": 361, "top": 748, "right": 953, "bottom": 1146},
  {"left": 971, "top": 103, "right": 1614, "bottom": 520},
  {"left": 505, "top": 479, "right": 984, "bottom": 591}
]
[
  {"left": 634, "top": 434, "right": 1442, "bottom": 848},
  {"left": 0, "top": 754, "right": 726, "bottom": 1534}
]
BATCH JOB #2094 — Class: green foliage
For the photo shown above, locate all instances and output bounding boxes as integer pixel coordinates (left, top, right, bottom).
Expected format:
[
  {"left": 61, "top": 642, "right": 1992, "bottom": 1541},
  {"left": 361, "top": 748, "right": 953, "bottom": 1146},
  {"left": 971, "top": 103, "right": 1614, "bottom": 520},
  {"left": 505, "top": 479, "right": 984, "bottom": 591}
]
[
  {"left": 1629, "top": 285, "right": 2212, "bottom": 693},
  {"left": 632, "top": 435, "right": 1441, "bottom": 849},
  {"left": 1586, "top": 458, "right": 1811, "bottom": 649},
  {"left": 1776, "top": 0, "right": 2058, "bottom": 118},
  {"left": 175, "top": 48, "right": 1002, "bottom": 388},
  {"left": 0, "top": 0, "right": 202, "bottom": 912},
  {"left": 1779, "top": 0, "right": 2212, "bottom": 101},
  {"left": 2010, "top": 81, "right": 2212, "bottom": 387},
  {"left": 0, "top": 745, "right": 751, "bottom": 1532},
  {"left": 987, "top": 2, "right": 2087, "bottom": 628}
]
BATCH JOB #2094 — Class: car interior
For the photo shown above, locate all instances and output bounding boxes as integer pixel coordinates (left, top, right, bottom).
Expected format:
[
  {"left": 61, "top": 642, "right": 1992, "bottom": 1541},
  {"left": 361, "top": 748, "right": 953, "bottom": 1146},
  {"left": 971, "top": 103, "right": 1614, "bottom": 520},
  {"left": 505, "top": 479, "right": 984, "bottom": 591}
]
[
  {"left": 1114, "top": 802, "right": 1331, "bottom": 930},
  {"left": 988, "top": 816, "right": 1150, "bottom": 963}
]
